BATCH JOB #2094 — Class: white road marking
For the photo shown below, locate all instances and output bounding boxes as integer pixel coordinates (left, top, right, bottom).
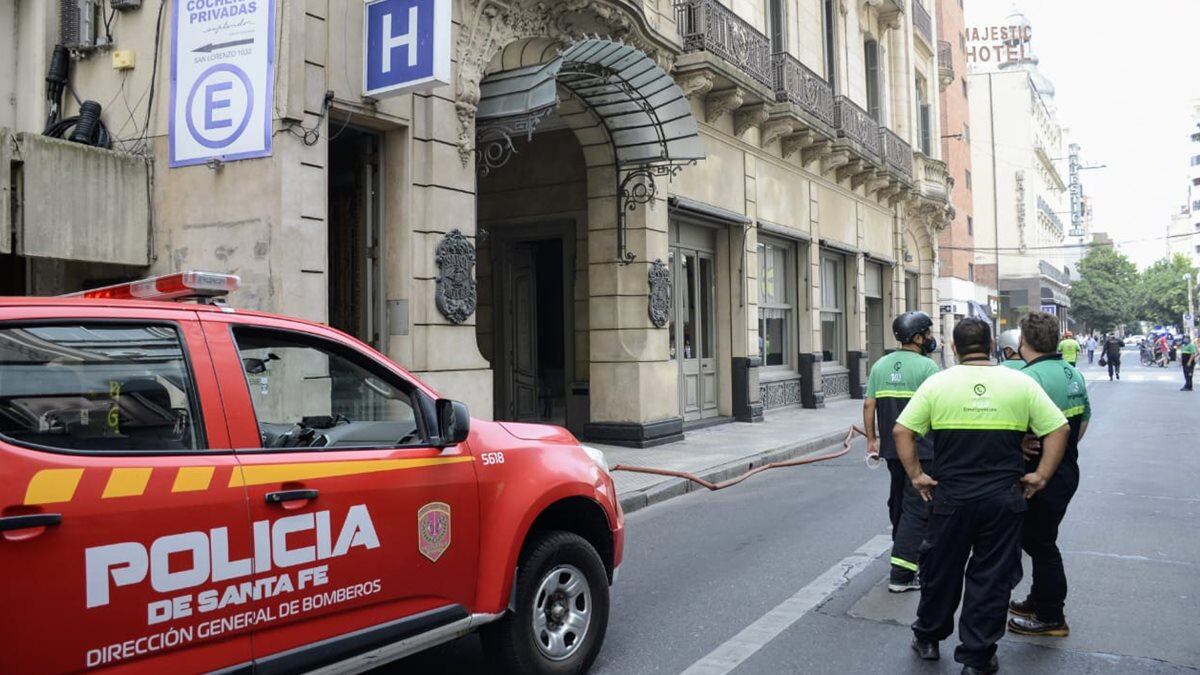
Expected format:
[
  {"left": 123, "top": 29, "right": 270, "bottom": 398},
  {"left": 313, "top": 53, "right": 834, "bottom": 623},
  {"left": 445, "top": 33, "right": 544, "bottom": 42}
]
[{"left": 679, "top": 534, "right": 892, "bottom": 675}]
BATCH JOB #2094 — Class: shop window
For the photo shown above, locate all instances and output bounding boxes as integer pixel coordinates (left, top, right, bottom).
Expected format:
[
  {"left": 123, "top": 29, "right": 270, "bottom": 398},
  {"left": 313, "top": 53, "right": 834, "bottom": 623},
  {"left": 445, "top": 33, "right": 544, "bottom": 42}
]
[
  {"left": 820, "top": 254, "right": 845, "bottom": 365},
  {"left": 758, "top": 238, "right": 794, "bottom": 370}
]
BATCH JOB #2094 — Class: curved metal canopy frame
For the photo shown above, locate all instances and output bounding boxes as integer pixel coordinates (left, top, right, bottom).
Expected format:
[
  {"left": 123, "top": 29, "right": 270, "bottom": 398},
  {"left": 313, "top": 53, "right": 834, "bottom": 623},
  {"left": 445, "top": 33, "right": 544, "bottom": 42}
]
[{"left": 476, "top": 38, "right": 706, "bottom": 263}]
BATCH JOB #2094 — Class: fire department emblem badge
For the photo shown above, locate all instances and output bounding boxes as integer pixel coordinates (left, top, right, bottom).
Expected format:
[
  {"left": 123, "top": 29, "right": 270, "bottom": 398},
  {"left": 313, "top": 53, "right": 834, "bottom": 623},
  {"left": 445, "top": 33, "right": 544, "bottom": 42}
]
[{"left": 418, "top": 501, "right": 452, "bottom": 562}]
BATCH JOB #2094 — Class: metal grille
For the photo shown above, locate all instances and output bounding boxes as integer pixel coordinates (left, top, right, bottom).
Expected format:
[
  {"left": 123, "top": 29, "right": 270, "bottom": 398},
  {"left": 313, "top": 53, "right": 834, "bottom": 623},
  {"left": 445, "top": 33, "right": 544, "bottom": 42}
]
[
  {"left": 833, "top": 96, "right": 881, "bottom": 158},
  {"left": 913, "top": 1, "right": 933, "bottom": 46},
  {"left": 675, "top": 0, "right": 774, "bottom": 88},
  {"left": 773, "top": 52, "right": 835, "bottom": 128},
  {"left": 880, "top": 128, "right": 913, "bottom": 180}
]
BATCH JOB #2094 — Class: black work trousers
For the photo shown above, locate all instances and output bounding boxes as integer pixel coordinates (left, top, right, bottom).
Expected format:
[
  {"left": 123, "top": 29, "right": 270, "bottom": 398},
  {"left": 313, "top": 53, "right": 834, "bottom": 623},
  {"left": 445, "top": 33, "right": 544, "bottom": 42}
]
[
  {"left": 913, "top": 486, "right": 1026, "bottom": 669},
  {"left": 1183, "top": 359, "right": 1194, "bottom": 390},
  {"left": 886, "top": 459, "right": 931, "bottom": 581},
  {"left": 1107, "top": 354, "right": 1121, "bottom": 379},
  {"left": 1019, "top": 465, "right": 1079, "bottom": 623}
]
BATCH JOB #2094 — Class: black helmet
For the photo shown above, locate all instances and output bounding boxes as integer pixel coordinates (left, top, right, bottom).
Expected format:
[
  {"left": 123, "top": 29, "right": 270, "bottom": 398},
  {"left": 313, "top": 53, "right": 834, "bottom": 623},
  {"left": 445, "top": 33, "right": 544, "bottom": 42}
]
[{"left": 893, "top": 311, "right": 934, "bottom": 344}]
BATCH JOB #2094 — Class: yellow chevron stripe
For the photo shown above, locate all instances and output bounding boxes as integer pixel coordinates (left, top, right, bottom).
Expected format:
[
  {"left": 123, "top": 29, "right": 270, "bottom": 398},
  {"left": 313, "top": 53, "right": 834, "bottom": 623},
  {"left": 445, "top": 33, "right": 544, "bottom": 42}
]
[
  {"left": 24, "top": 469, "right": 85, "bottom": 505},
  {"left": 102, "top": 468, "right": 153, "bottom": 498},
  {"left": 228, "top": 456, "right": 474, "bottom": 488},
  {"left": 172, "top": 466, "right": 215, "bottom": 493}
]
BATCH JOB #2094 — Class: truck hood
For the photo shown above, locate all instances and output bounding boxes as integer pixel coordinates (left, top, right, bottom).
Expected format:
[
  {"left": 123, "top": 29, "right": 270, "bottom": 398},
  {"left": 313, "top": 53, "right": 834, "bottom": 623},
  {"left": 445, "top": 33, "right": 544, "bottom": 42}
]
[{"left": 497, "top": 421, "right": 580, "bottom": 445}]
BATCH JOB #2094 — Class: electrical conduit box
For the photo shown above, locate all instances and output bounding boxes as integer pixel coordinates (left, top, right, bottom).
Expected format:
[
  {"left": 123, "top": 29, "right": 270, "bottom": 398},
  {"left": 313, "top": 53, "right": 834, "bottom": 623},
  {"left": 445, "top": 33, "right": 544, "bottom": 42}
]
[{"left": 112, "top": 50, "right": 135, "bottom": 70}]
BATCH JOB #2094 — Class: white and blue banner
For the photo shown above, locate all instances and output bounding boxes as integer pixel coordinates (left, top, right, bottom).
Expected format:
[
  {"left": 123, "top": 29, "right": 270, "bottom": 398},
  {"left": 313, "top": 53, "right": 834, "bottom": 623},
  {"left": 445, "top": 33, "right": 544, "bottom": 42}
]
[
  {"left": 169, "top": 0, "right": 275, "bottom": 167},
  {"left": 363, "top": 0, "right": 451, "bottom": 99}
]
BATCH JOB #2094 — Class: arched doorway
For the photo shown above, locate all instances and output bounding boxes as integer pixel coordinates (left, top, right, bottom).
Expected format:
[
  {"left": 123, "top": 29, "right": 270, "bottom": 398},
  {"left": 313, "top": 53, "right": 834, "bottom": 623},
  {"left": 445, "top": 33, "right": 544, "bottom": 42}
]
[{"left": 471, "top": 37, "right": 706, "bottom": 444}]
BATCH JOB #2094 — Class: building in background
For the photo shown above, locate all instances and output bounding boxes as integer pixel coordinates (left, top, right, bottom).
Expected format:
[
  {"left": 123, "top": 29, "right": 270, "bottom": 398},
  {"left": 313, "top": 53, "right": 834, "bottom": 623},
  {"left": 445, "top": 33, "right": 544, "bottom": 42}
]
[
  {"left": 1, "top": 0, "right": 949, "bottom": 444},
  {"left": 1167, "top": 100, "right": 1200, "bottom": 267},
  {"left": 935, "top": 0, "right": 994, "bottom": 355},
  {"left": 968, "top": 10, "right": 1071, "bottom": 331}
]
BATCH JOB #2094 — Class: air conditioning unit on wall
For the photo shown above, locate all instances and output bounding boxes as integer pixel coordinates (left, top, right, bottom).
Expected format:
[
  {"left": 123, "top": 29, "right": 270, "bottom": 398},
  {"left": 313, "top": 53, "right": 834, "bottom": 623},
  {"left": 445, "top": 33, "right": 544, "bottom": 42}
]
[{"left": 60, "top": 0, "right": 99, "bottom": 52}]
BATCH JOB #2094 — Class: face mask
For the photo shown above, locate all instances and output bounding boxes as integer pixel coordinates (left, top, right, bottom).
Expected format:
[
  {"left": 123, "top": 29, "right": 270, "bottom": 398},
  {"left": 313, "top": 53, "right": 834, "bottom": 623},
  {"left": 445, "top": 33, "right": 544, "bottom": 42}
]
[{"left": 919, "top": 334, "right": 938, "bottom": 355}]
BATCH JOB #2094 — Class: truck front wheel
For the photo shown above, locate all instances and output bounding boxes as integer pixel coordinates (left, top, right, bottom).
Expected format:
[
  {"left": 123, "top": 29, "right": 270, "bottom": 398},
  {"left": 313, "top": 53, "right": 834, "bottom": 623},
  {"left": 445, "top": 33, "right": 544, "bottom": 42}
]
[{"left": 483, "top": 531, "right": 610, "bottom": 674}]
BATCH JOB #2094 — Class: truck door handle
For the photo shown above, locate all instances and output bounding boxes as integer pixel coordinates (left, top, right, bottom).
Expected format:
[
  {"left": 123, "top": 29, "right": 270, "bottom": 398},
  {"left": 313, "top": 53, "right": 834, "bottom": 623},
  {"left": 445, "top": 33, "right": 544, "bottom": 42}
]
[
  {"left": 265, "top": 489, "right": 319, "bottom": 505},
  {"left": 0, "top": 513, "right": 62, "bottom": 534}
]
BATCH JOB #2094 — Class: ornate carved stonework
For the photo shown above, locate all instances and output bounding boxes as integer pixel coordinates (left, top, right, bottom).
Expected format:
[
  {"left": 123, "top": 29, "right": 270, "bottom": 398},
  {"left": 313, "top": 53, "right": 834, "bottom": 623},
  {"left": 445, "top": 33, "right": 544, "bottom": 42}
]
[
  {"left": 647, "top": 259, "right": 672, "bottom": 328},
  {"left": 822, "top": 372, "right": 851, "bottom": 400},
  {"left": 761, "top": 119, "right": 794, "bottom": 147},
  {"left": 455, "top": 0, "right": 676, "bottom": 166},
  {"left": 733, "top": 104, "right": 769, "bottom": 137},
  {"left": 781, "top": 131, "right": 814, "bottom": 160},
  {"left": 678, "top": 71, "right": 716, "bottom": 100},
  {"left": 706, "top": 88, "right": 745, "bottom": 123},
  {"left": 760, "top": 378, "right": 802, "bottom": 409},
  {"left": 434, "top": 229, "right": 478, "bottom": 325}
]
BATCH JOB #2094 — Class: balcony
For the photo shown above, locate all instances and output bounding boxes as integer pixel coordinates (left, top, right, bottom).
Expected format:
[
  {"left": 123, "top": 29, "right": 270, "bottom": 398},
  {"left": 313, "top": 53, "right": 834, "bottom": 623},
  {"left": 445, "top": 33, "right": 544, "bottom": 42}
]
[
  {"left": 1037, "top": 195, "right": 1065, "bottom": 235},
  {"left": 833, "top": 96, "right": 881, "bottom": 159},
  {"left": 912, "top": 1, "right": 933, "bottom": 48},
  {"left": 915, "top": 153, "right": 951, "bottom": 203},
  {"left": 937, "top": 41, "right": 954, "bottom": 90},
  {"left": 772, "top": 52, "right": 835, "bottom": 130},
  {"left": 675, "top": 0, "right": 773, "bottom": 89},
  {"left": 879, "top": 128, "right": 913, "bottom": 183}
]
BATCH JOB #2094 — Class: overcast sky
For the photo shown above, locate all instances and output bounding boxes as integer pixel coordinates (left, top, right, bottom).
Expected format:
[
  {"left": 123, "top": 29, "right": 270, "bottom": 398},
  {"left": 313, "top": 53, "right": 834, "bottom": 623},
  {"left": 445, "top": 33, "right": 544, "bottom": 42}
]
[{"left": 964, "top": 0, "right": 1200, "bottom": 268}]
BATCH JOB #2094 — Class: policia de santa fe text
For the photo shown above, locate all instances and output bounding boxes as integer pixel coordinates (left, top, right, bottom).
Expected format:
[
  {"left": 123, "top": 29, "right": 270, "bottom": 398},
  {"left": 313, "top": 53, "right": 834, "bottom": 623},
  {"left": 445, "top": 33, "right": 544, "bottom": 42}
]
[{"left": 894, "top": 317, "right": 1070, "bottom": 675}]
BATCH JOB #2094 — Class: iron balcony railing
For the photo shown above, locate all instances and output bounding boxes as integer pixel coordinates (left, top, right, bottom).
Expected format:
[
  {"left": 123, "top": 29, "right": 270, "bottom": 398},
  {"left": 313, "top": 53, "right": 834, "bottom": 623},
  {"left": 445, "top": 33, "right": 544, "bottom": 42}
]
[
  {"left": 879, "top": 128, "right": 913, "bottom": 180},
  {"left": 833, "top": 96, "right": 880, "bottom": 158},
  {"left": 913, "top": 0, "right": 933, "bottom": 46},
  {"left": 937, "top": 40, "right": 953, "bottom": 71},
  {"left": 675, "top": 0, "right": 774, "bottom": 88},
  {"left": 772, "top": 52, "right": 835, "bottom": 128}
]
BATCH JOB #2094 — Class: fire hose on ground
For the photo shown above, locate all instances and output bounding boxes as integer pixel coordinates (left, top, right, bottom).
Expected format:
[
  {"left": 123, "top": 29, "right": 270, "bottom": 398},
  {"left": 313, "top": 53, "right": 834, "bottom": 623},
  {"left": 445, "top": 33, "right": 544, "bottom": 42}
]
[{"left": 610, "top": 425, "right": 879, "bottom": 492}]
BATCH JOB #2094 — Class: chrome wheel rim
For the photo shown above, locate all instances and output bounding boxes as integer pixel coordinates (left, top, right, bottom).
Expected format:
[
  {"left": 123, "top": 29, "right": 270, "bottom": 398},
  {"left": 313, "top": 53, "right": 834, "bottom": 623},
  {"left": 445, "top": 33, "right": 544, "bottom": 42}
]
[{"left": 531, "top": 564, "right": 591, "bottom": 661}]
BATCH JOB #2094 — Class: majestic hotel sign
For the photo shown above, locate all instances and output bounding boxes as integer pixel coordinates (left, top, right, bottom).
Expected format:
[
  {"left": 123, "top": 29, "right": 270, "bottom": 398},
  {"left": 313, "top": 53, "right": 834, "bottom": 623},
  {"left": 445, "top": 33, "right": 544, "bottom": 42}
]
[{"left": 965, "top": 24, "right": 1034, "bottom": 67}]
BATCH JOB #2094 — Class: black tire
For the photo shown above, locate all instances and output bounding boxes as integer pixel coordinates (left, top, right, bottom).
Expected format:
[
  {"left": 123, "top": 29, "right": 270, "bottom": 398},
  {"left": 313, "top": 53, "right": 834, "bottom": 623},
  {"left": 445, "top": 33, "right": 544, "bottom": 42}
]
[{"left": 482, "top": 530, "right": 610, "bottom": 675}]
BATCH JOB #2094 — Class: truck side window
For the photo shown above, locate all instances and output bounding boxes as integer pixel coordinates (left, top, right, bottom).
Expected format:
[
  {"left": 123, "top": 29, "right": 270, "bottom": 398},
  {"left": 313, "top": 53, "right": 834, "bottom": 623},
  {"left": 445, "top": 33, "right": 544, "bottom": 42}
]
[
  {"left": 231, "top": 327, "right": 425, "bottom": 450},
  {"left": 0, "top": 324, "right": 202, "bottom": 452}
]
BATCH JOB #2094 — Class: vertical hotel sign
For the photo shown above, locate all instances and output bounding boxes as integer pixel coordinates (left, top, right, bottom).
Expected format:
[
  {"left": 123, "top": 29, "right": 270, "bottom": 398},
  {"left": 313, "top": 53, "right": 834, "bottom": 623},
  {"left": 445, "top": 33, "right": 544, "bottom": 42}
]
[{"left": 169, "top": 0, "right": 275, "bottom": 167}]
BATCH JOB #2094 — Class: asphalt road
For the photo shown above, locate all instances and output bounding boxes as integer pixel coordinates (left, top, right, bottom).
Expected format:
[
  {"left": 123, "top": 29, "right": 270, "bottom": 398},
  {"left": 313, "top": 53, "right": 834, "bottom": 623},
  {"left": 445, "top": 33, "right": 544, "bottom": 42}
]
[{"left": 392, "top": 349, "right": 1200, "bottom": 674}]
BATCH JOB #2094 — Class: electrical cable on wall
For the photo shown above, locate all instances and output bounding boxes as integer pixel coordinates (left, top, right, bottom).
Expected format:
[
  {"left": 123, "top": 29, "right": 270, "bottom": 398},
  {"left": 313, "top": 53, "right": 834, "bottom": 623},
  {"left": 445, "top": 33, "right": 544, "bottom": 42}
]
[{"left": 42, "top": 44, "right": 112, "bottom": 149}]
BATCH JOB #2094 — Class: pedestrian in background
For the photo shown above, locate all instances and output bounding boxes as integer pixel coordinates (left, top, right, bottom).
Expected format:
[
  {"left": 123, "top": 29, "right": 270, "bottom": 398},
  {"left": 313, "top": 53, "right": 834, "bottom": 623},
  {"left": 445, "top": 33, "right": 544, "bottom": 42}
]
[
  {"left": 1008, "top": 312, "right": 1091, "bottom": 638},
  {"left": 1057, "top": 331, "right": 1080, "bottom": 367},
  {"left": 1103, "top": 334, "right": 1123, "bottom": 380},
  {"left": 863, "top": 311, "right": 940, "bottom": 593},
  {"left": 1085, "top": 335, "right": 1097, "bottom": 364},
  {"left": 895, "top": 318, "right": 1069, "bottom": 675},
  {"left": 1180, "top": 335, "right": 1196, "bottom": 392}
]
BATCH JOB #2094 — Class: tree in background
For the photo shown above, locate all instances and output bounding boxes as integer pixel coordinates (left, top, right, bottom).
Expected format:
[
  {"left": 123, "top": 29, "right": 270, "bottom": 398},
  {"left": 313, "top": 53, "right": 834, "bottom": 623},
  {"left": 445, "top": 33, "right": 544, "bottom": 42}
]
[
  {"left": 1069, "top": 246, "right": 1139, "bottom": 333},
  {"left": 1137, "top": 254, "right": 1199, "bottom": 328}
]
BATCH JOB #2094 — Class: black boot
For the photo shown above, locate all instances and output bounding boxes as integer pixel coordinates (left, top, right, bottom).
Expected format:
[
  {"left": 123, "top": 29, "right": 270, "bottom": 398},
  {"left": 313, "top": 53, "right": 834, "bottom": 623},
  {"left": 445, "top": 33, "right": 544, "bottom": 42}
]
[
  {"left": 961, "top": 655, "right": 999, "bottom": 674},
  {"left": 910, "top": 637, "right": 939, "bottom": 661},
  {"left": 1008, "top": 614, "right": 1070, "bottom": 637},
  {"left": 1008, "top": 596, "right": 1035, "bottom": 618}
]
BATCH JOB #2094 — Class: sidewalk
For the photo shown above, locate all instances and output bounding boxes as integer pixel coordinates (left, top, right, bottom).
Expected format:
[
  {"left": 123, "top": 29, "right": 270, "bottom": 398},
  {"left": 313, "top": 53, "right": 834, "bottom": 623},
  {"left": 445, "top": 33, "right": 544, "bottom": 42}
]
[{"left": 594, "top": 398, "right": 865, "bottom": 514}]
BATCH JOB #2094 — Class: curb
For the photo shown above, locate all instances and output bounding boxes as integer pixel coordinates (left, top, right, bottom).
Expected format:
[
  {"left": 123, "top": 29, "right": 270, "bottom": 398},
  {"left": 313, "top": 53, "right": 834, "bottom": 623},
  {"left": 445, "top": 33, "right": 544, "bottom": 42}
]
[{"left": 616, "top": 428, "right": 856, "bottom": 515}]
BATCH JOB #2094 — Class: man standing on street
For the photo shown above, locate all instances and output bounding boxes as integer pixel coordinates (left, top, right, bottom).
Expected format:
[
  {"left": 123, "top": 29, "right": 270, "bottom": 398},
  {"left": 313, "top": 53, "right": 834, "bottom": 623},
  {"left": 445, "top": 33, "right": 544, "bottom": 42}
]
[
  {"left": 863, "top": 311, "right": 941, "bottom": 593},
  {"left": 895, "top": 318, "right": 1069, "bottom": 675},
  {"left": 1180, "top": 335, "right": 1196, "bottom": 391},
  {"left": 1104, "top": 334, "right": 1123, "bottom": 380},
  {"left": 1058, "top": 331, "right": 1080, "bottom": 367},
  {"left": 1086, "top": 335, "right": 1098, "bottom": 365},
  {"left": 1007, "top": 312, "right": 1091, "bottom": 638}
]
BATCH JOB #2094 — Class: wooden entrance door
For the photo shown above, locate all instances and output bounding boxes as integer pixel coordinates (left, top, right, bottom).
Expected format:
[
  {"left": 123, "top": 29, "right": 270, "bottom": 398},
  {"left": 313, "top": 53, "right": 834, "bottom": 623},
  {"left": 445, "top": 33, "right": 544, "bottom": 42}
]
[
  {"left": 673, "top": 246, "right": 718, "bottom": 421},
  {"left": 505, "top": 243, "right": 540, "bottom": 420}
]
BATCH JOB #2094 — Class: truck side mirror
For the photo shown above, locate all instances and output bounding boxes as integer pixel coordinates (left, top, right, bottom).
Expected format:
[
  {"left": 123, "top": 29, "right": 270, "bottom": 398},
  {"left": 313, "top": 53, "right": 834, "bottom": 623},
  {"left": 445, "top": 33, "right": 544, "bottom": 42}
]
[{"left": 435, "top": 399, "right": 470, "bottom": 446}]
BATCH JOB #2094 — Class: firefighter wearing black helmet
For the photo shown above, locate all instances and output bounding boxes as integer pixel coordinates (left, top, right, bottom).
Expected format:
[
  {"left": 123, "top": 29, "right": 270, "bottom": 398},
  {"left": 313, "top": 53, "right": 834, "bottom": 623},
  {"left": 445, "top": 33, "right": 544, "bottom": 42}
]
[{"left": 863, "top": 311, "right": 940, "bottom": 592}]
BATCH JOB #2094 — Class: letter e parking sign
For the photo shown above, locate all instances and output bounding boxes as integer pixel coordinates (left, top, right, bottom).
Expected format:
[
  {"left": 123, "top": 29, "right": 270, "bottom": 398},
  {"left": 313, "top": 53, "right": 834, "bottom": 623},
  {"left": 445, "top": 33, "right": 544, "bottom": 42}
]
[{"left": 363, "top": 0, "right": 451, "bottom": 98}]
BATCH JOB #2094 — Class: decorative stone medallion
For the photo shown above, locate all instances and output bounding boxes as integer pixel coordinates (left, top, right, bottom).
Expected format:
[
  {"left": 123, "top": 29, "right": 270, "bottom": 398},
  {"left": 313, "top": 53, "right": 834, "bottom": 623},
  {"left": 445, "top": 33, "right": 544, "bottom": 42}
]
[
  {"left": 435, "top": 229, "right": 477, "bottom": 325},
  {"left": 648, "top": 259, "right": 672, "bottom": 328}
]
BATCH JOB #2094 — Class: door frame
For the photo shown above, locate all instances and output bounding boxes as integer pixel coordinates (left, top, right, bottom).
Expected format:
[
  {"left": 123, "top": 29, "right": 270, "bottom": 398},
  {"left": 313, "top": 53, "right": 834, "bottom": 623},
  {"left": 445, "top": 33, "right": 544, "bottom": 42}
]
[
  {"left": 485, "top": 220, "right": 577, "bottom": 424},
  {"left": 669, "top": 221, "right": 720, "bottom": 422}
]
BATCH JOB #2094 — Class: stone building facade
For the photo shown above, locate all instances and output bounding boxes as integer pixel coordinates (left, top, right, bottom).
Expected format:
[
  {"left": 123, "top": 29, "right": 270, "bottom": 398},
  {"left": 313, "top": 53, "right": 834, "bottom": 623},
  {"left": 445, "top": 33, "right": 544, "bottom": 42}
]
[{"left": 2, "top": 0, "right": 949, "bottom": 446}]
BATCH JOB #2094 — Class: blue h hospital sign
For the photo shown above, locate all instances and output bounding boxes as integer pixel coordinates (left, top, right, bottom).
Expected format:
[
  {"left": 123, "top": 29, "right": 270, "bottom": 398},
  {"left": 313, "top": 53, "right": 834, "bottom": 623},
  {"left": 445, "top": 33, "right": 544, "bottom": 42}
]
[{"left": 364, "top": 0, "right": 451, "bottom": 98}]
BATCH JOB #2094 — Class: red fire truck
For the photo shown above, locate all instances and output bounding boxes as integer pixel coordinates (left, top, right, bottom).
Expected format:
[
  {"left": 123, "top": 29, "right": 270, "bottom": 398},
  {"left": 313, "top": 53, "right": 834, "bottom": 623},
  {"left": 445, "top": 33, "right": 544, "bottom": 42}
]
[{"left": 0, "top": 272, "right": 623, "bottom": 674}]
